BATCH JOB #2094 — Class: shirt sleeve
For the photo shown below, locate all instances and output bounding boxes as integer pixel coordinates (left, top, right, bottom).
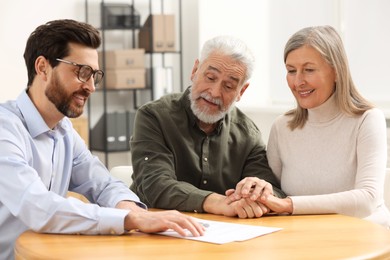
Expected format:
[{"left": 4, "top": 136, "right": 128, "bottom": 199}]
[
  {"left": 69, "top": 128, "right": 145, "bottom": 209},
  {"left": 0, "top": 114, "right": 141, "bottom": 235},
  {"left": 14, "top": 179, "right": 130, "bottom": 235}
]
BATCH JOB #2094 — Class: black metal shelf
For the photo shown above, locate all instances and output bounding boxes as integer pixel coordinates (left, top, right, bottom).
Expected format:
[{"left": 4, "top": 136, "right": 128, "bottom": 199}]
[
  {"left": 95, "top": 87, "right": 151, "bottom": 92},
  {"left": 98, "top": 26, "right": 141, "bottom": 30},
  {"left": 85, "top": 0, "right": 183, "bottom": 168}
]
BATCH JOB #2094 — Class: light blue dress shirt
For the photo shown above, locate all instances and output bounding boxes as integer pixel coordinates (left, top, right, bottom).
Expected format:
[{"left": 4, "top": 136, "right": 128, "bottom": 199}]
[{"left": 0, "top": 90, "right": 144, "bottom": 260}]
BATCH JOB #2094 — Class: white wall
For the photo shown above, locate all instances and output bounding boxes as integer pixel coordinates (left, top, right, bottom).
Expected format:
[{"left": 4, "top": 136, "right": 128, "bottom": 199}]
[
  {"left": 196, "top": 0, "right": 271, "bottom": 107},
  {"left": 0, "top": 0, "right": 85, "bottom": 102},
  {"left": 2, "top": 0, "right": 389, "bottom": 108},
  {"left": 195, "top": 0, "right": 390, "bottom": 111},
  {"left": 1, "top": 0, "right": 389, "bottom": 147},
  {"left": 342, "top": 0, "right": 390, "bottom": 108}
]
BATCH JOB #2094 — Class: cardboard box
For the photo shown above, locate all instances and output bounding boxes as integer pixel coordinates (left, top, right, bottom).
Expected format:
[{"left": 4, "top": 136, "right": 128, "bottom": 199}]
[
  {"left": 99, "top": 49, "right": 145, "bottom": 69},
  {"left": 105, "top": 69, "right": 146, "bottom": 89},
  {"left": 164, "top": 15, "right": 175, "bottom": 51},
  {"left": 69, "top": 116, "right": 89, "bottom": 146},
  {"left": 138, "top": 14, "right": 175, "bottom": 52}
]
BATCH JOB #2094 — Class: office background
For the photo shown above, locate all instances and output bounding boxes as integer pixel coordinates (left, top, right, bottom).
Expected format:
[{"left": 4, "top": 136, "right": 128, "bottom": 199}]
[{"left": 1, "top": 0, "right": 389, "bottom": 166}]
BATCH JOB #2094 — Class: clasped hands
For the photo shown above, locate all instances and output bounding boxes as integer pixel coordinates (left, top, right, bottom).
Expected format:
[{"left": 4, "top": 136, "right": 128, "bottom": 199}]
[{"left": 220, "top": 177, "right": 292, "bottom": 218}]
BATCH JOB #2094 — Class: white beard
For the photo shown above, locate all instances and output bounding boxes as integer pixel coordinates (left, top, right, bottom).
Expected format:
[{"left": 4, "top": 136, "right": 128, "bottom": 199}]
[{"left": 188, "top": 87, "right": 236, "bottom": 124}]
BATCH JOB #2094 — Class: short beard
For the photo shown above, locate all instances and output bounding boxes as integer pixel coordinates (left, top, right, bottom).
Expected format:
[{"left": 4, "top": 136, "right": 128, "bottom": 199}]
[
  {"left": 45, "top": 72, "right": 87, "bottom": 118},
  {"left": 188, "top": 87, "right": 235, "bottom": 124}
]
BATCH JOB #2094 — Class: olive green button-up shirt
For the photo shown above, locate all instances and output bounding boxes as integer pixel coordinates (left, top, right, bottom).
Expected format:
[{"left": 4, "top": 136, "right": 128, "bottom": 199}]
[{"left": 130, "top": 87, "right": 284, "bottom": 212}]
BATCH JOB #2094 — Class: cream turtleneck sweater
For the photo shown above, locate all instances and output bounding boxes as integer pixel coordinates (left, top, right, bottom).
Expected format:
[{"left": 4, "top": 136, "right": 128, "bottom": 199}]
[{"left": 267, "top": 94, "right": 390, "bottom": 227}]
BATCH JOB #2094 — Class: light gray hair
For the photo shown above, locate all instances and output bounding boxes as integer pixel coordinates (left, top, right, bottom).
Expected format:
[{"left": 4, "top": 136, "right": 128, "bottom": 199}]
[{"left": 199, "top": 35, "right": 255, "bottom": 84}]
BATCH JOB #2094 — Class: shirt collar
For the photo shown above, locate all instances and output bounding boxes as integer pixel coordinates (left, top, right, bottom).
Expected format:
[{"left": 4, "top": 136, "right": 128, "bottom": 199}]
[{"left": 16, "top": 90, "right": 70, "bottom": 138}]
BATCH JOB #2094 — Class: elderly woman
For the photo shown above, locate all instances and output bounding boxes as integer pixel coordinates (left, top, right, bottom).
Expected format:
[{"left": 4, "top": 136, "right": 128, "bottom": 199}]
[{"left": 230, "top": 25, "right": 390, "bottom": 228}]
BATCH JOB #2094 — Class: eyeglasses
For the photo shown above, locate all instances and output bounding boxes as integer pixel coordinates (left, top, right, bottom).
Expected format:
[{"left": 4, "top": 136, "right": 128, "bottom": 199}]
[{"left": 56, "top": 58, "right": 104, "bottom": 86}]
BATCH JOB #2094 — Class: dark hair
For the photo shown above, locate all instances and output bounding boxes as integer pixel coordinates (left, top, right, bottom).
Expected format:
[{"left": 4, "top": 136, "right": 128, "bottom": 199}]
[{"left": 23, "top": 19, "right": 101, "bottom": 86}]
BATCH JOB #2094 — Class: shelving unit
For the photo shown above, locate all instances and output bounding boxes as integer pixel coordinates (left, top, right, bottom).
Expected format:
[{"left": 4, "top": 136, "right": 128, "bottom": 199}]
[{"left": 85, "top": 0, "right": 183, "bottom": 168}]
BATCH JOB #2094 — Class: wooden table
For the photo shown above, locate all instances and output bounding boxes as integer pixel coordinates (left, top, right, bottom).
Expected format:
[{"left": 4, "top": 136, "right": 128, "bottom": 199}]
[{"left": 14, "top": 213, "right": 390, "bottom": 260}]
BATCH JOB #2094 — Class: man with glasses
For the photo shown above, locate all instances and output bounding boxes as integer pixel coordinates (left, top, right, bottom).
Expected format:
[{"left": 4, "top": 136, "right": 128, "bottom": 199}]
[{"left": 0, "top": 19, "right": 204, "bottom": 260}]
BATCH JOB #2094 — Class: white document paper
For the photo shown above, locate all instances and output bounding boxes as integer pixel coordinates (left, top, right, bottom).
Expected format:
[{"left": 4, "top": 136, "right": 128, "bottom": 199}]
[{"left": 157, "top": 218, "right": 282, "bottom": 244}]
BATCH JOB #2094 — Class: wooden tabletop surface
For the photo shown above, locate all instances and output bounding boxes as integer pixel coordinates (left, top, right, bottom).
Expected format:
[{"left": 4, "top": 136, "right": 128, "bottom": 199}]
[{"left": 14, "top": 212, "right": 390, "bottom": 260}]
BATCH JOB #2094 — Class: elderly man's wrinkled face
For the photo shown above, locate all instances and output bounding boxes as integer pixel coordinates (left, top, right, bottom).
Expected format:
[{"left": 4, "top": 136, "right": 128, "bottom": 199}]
[{"left": 189, "top": 52, "right": 248, "bottom": 124}]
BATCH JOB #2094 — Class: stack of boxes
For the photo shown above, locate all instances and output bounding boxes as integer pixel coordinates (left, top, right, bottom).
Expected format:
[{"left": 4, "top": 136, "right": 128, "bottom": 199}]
[
  {"left": 138, "top": 14, "right": 176, "bottom": 99},
  {"left": 90, "top": 11, "right": 177, "bottom": 152},
  {"left": 100, "top": 48, "right": 146, "bottom": 89},
  {"left": 93, "top": 49, "right": 146, "bottom": 151}
]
